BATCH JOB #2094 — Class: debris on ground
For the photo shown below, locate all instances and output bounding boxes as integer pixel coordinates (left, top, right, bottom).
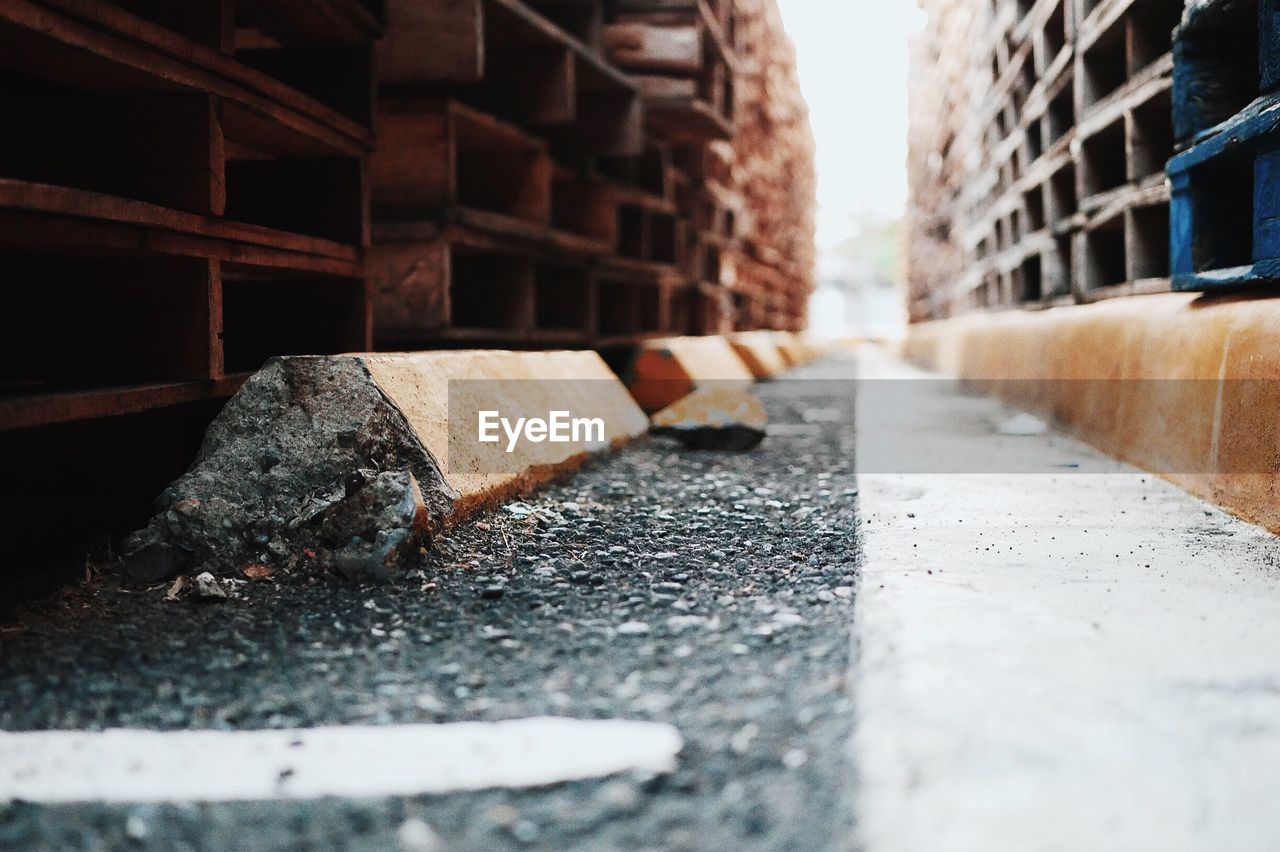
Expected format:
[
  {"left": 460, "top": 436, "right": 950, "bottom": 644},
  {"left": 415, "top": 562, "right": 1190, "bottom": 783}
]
[
  {"left": 163, "top": 576, "right": 188, "bottom": 602},
  {"left": 192, "top": 572, "right": 228, "bottom": 601},
  {"left": 0, "top": 355, "right": 859, "bottom": 850},
  {"left": 650, "top": 387, "right": 769, "bottom": 451},
  {"left": 996, "top": 412, "right": 1049, "bottom": 436},
  {"left": 241, "top": 564, "right": 274, "bottom": 582}
]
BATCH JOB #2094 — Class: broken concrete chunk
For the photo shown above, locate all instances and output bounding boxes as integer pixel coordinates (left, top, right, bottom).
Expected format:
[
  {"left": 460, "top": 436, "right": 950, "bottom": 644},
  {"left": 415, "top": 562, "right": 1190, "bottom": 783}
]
[
  {"left": 122, "top": 356, "right": 452, "bottom": 584},
  {"left": 650, "top": 387, "right": 768, "bottom": 451},
  {"left": 310, "top": 469, "right": 428, "bottom": 582}
]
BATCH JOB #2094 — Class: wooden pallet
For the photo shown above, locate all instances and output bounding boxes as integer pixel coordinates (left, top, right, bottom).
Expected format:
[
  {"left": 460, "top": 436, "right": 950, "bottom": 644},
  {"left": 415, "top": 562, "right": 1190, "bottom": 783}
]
[
  {"left": 1169, "top": 95, "right": 1280, "bottom": 290},
  {"left": 0, "top": 0, "right": 376, "bottom": 431},
  {"left": 379, "top": 0, "right": 643, "bottom": 156},
  {"left": 1166, "top": 0, "right": 1280, "bottom": 291},
  {"left": 913, "top": 0, "right": 1180, "bottom": 314},
  {"left": 369, "top": 0, "right": 748, "bottom": 347},
  {"left": 604, "top": 1, "right": 735, "bottom": 142},
  {"left": 370, "top": 221, "right": 692, "bottom": 347}
]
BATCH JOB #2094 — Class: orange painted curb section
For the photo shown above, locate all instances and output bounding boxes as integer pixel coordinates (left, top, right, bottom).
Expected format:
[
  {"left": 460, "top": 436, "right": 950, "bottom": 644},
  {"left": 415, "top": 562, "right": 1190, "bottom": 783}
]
[
  {"left": 625, "top": 336, "right": 756, "bottom": 413},
  {"left": 730, "top": 331, "right": 790, "bottom": 378}
]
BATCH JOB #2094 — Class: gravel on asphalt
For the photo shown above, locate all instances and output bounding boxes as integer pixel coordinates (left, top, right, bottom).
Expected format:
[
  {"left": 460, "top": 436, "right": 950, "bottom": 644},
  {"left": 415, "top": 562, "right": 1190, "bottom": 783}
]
[{"left": 0, "top": 354, "right": 861, "bottom": 852}]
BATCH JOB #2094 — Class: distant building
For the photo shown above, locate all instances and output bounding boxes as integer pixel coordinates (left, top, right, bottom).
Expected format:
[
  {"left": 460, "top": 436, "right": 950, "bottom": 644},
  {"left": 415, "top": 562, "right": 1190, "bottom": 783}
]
[{"left": 811, "top": 220, "right": 906, "bottom": 339}]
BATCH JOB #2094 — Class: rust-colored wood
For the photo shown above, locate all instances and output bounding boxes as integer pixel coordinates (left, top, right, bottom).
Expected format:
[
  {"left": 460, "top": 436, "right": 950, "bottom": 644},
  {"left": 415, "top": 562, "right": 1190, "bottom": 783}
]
[
  {"left": 0, "top": 178, "right": 360, "bottom": 267},
  {"left": 372, "top": 98, "right": 553, "bottom": 226},
  {"left": 604, "top": 21, "right": 703, "bottom": 75},
  {"left": 0, "top": 375, "right": 249, "bottom": 432},
  {"left": 0, "top": 0, "right": 370, "bottom": 155},
  {"left": 110, "top": 0, "right": 236, "bottom": 51},
  {"left": 369, "top": 239, "right": 452, "bottom": 337},
  {"left": 237, "top": 0, "right": 385, "bottom": 46},
  {"left": 378, "top": 0, "right": 484, "bottom": 83}
]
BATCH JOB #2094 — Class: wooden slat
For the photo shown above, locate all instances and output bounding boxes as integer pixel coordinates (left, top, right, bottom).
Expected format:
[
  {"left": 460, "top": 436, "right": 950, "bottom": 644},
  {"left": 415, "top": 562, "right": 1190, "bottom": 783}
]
[
  {"left": 0, "top": 179, "right": 361, "bottom": 274},
  {"left": 237, "top": 0, "right": 384, "bottom": 45},
  {"left": 0, "top": 0, "right": 370, "bottom": 155},
  {"left": 604, "top": 21, "right": 703, "bottom": 75},
  {"left": 0, "top": 375, "right": 248, "bottom": 432}
]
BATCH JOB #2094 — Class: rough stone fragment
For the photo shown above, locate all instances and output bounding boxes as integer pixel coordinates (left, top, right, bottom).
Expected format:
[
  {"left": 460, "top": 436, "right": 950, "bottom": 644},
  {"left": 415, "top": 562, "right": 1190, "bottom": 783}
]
[
  {"left": 309, "top": 469, "right": 429, "bottom": 582},
  {"left": 163, "top": 576, "right": 188, "bottom": 602},
  {"left": 192, "top": 572, "right": 227, "bottom": 600},
  {"left": 121, "top": 357, "right": 452, "bottom": 584},
  {"left": 650, "top": 388, "right": 768, "bottom": 451},
  {"left": 241, "top": 564, "right": 274, "bottom": 582}
]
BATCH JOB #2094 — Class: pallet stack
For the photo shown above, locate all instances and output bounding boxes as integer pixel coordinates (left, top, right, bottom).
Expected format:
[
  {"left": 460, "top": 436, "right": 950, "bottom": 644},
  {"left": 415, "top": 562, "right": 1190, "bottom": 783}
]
[
  {"left": 0, "top": 0, "right": 380, "bottom": 428},
  {"left": 604, "top": 0, "right": 750, "bottom": 340},
  {"left": 370, "top": 0, "right": 753, "bottom": 349},
  {"left": 907, "top": 0, "right": 1182, "bottom": 319},
  {"left": 1168, "top": 0, "right": 1280, "bottom": 290},
  {"left": 0, "top": 0, "right": 814, "bottom": 596},
  {"left": 726, "top": 0, "right": 814, "bottom": 331},
  {"left": 0, "top": 0, "right": 382, "bottom": 591},
  {"left": 0, "top": 0, "right": 817, "bottom": 429}
]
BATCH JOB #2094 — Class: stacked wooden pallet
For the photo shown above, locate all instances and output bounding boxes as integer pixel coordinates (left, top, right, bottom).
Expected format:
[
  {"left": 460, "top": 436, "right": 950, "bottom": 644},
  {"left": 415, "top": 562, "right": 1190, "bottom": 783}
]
[
  {"left": 0, "top": 0, "right": 383, "bottom": 593},
  {"left": 1168, "top": 0, "right": 1280, "bottom": 290},
  {"left": 0, "top": 0, "right": 381, "bottom": 431},
  {"left": 0, "top": 0, "right": 822, "bottom": 606},
  {"left": 0, "top": 0, "right": 822, "bottom": 433},
  {"left": 0, "top": 0, "right": 815, "bottom": 580},
  {"left": 727, "top": 0, "right": 814, "bottom": 332},
  {"left": 370, "top": 0, "right": 738, "bottom": 348},
  {"left": 605, "top": 0, "right": 736, "bottom": 141},
  {"left": 907, "top": 0, "right": 1182, "bottom": 319}
]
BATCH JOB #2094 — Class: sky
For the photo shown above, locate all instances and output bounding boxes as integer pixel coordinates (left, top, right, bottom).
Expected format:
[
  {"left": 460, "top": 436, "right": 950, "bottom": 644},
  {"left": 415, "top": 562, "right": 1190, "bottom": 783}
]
[{"left": 775, "top": 0, "right": 923, "bottom": 249}]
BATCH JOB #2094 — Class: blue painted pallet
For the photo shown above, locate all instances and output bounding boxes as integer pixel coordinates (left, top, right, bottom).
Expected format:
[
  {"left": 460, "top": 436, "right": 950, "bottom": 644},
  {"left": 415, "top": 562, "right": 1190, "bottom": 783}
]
[
  {"left": 1169, "top": 0, "right": 1280, "bottom": 291},
  {"left": 1169, "top": 93, "right": 1280, "bottom": 290}
]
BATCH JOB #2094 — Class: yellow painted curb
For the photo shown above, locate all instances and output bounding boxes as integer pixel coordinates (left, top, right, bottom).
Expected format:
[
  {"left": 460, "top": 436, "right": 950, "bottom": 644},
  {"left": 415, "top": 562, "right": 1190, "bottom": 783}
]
[
  {"left": 730, "top": 331, "right": 790, "bottom": 379},
  {"left": 365, "top": 350, "right": 650, "bottom": 521},
  {"left": 626, "top": 336, "right": 755, "bottom": 413},
  {"left": 903, "top": 293, "right": 1280, "bottom": 532}
]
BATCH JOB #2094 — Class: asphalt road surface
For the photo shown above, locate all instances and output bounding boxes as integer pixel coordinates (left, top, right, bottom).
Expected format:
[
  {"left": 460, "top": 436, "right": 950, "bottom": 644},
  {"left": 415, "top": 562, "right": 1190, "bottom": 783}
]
[{"left": 0, "top": 354, "right": 862, "bottom": 851}]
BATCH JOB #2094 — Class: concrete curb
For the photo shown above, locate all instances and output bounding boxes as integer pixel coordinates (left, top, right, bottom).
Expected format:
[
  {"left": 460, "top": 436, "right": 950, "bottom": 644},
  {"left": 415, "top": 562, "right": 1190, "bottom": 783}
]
[
  {"left": 902, "top": 292, "right": 1280, "bottom": 532},
  {"left": 365, "top": 350, "right": 651, "bottom": 519},
  {"left": 123, "top": 350, "right": 648, "bottom": 581},
  {"left": 773, "top": 332, "right": 831, "bottom": 367},
  {"left": 729, "top": 331, "right": 791, "bottom": 378},
  {"left": 625, "top": 336, "right": 757, "bottom": 413}
]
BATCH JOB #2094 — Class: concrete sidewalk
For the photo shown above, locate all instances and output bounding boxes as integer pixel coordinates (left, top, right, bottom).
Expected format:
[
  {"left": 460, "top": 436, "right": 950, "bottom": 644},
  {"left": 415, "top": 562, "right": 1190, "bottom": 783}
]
[{"left": 853, "top": 346, "right": 1280, "bottom": 851}]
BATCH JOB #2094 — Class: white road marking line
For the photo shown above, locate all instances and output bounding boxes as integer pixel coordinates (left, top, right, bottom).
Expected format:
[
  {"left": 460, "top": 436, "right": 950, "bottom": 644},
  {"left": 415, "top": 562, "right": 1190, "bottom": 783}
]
[{"left": 0, "top": 717, "right": 682, "bottom": 804}]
